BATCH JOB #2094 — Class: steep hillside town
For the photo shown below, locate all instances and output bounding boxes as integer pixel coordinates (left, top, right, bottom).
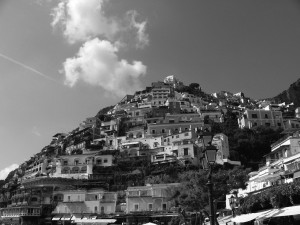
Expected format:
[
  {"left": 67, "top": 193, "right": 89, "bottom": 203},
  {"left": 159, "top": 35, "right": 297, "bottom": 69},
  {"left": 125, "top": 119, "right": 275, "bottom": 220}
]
[{"left": 1, "top": 75, "right": 300, "bottom": 225}]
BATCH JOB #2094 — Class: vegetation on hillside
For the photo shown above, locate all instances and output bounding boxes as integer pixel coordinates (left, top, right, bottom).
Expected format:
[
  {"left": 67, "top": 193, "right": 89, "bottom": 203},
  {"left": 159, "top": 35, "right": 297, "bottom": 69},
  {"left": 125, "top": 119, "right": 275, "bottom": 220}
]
[{"left": 271, "top": 78, "right": 300, "bottom": 107}]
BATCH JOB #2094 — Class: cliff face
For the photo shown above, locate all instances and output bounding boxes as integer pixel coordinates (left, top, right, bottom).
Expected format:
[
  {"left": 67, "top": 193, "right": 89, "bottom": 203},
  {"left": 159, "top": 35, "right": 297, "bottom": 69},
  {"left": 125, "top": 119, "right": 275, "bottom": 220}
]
[{"left": 272, "top": 78, "right": 300, "bottom": 107}]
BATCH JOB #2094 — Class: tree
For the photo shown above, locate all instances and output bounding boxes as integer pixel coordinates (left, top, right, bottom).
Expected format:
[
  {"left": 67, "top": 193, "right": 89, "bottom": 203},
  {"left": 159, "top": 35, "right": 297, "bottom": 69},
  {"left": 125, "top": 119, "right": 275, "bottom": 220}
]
[{"left": 171, "top": 167, "right": 249, "bottom": 212}]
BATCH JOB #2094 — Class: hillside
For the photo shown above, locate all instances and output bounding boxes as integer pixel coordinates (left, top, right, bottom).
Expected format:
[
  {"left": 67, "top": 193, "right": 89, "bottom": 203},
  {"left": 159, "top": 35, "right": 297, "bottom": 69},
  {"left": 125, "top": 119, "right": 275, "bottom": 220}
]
[{"left": 271, "top": 78, "right": 300, "bottom": 107}]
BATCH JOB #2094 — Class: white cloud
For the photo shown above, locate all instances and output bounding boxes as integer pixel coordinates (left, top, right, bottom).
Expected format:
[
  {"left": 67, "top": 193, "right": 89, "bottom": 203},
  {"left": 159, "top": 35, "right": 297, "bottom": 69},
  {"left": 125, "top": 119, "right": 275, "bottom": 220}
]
[
  {"left": 127, "top": 10, "right": 149, "bottom": 49},
  {"left": 51, "top": 0, "right": 149, "bottom": 48},
  {"left": 52, "top": 0, "right": 149, "bottom": 94},
  {"left": 63, "top": 38, "right": 147, "bottom": 97},
  {"left": 32, "top": 126, "right": 41, "bottom": 137},
  {"left": 0, "top": 164, "right": 19, "bottom": 180}
]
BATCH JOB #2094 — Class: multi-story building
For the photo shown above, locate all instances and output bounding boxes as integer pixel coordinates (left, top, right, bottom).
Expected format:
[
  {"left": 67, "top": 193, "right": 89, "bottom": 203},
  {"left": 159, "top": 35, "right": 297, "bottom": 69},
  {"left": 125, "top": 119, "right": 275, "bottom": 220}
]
[
  {"left": 100, "top": 119, "right": 119, "bottom": 136},
  {"left": 52, "top": 188, "right": 117, "bottom": 216},
  {"left": 151, "top": 82, "right": 171, "bottom": 107},
  {"left": 172, "top": 140, "right": 201, "bottom": 163},
  {"left": 238, "top": 109, "right": 284, "bottom": 129},
  {"left": 23, "top": 159, "right": 50, "bottom": 179},
  {"left": 125, "top": 183, "right": 180, "bottom": 213},
  {"left": 0, "top": 177, "right": 74, "bottom": 225},
  {"left": 200, "top": 109, "right": 223, "bottom": 123},
  {"left": 240, "top": 131, "right": 300, "bottom": 195},
  {"left": 162, "top": 131, "right": 193, "bottom": 146},
  {"left": 146, "top": 114, "right": 208, "bottom": 137},
  {"left": 79, "top": 117, "right": 100, "bottom": 130}
]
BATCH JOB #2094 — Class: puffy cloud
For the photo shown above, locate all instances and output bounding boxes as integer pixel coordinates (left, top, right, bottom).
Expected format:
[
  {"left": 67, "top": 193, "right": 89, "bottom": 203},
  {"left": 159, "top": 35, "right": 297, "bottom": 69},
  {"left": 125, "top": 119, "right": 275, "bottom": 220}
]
[
  {"left": 62, "top": 38, "right": 147, "bottom": 97},
  {"left": 51, "top": 0, "right": 119, "bottom": 43},
  {"left": 51, "top": 0, "right": 149, "bottom": 48},
  {"left": 0, "top": 164, "right": 18, "bottom": 180}
]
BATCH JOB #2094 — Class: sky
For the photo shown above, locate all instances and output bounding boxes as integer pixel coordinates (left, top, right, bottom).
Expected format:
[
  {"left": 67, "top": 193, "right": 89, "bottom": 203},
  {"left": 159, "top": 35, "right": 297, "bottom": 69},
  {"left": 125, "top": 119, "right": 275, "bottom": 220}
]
[{"left": 0, "top": 0, "right": 300, "bottom": 178}]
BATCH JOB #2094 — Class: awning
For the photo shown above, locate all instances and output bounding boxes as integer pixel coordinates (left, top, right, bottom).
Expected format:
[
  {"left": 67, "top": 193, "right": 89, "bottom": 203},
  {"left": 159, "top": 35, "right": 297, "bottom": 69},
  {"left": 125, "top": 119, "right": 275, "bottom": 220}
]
[
  {"left": 235, "top": 205, "right": 300, "bottom": 223},
  {"left": 74, "top": 218, "right": 116, "bottom": 224},
  {"left": 294, "top": 171, "right": 300, "bottom": 179},
  {"left": 217, "top": 215, "right": 233, "bottom": 225},
  {"left": 52, "top": 215, "right": 62, "bottom": 221},
  {"left": 61, "top": 215, "right": 73, "bottom": 221},
  {"left": 255, "top": 209, "right": 281, "bottom": 221},
  {"left": 231, "top": 210, "right": 273, "bottom": 223},
  {"left": 273, "top": 205, "right": 300, "bottom": 217}
]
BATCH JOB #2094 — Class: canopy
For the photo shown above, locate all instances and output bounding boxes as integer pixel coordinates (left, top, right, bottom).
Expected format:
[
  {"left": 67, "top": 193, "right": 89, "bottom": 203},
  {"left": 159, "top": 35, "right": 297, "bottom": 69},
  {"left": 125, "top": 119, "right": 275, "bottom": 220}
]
[
  {"left": 217, "top": 215, "right": 233, "bottom": 225},
  {"left": 73, "top": 218, "right": 116, "bottom": 224},
  {"left": 52, "top": 215, "right": 62, "bottom": 221},
  {"left": 231, "top": 210, "right": 273, "bottom": 223},
  {"left": 273, "top": 205, "right": 300, "bottom": 217},
  {"left": 232, "top": 205, "right": 300, "bottom": 223},
  {"left": 61, "top": 215, "right": 73, "bottom": 221}
]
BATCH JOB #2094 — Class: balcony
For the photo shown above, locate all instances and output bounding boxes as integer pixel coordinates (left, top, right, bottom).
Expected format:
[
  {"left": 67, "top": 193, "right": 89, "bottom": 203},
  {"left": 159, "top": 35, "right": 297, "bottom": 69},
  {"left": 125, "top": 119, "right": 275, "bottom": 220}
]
[
  {"left": 99, "top": 198, "right": 116, "bottom": 203},
  {"left": 1, "top": 207, "right": 41, "bottom": 217}
]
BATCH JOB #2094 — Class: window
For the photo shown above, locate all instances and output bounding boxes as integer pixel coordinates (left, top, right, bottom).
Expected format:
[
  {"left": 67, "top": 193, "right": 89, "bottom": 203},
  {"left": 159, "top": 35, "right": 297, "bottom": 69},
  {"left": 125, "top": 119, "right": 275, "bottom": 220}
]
[
  {"left": 103, "top": 159, "right": 108, "bottom": 163},
  {"left": 265, "top": 114, "right": 268, "bottom": 119},
  {"left": 96, "top": 159, "right": 102, "bottom": 165},
  {"left": 101, "top": 206, "right": 105, "bottom": 214},
  {"left": 184, "top": 132, "right": 189, "bottom": 136},
  {"left": 162, "top": 129, "right": 165, "bottom": 133},
  {"left": 95, "top": 195, "right": 98, "bottom": 200},
  {"left": 277, "top": 123, "right": 281, "bottom": 127},
  {"left": 162, "top": 203, "right": 167, "bottom": 211},
  {"left": 253, "top": 122, "right": 257, "bottom": 126},
  {"left": 152, "top": 130, "right": 156, "bottom": 134},
  {"left": 136, "top": 112, "right": 140, "bottom": 116},
  {"left": 94, "top": 206, "right": 98, "bottom": 213},
  {"left": 252, "top": 114, "right": 258, "bottom": 118},
  {"left": 265, "top": 123, "right": 271, "bottom": 127},
  {"left": 74, "top": 159, "right": 79, "bottom": 165},
  {"left": 68, "top": 196, "right": 71, "bottom": 202},
  {"left": 109, "top": 140, "right": 113, "bottom": 145},
  {"left": 183, "top": 148, "right": 189, "bottom": 156},
  {"left": 134, "top": 204, "right": 139, "bottom": 211},
  {"left": 176, "top": 135, "right": 179, "bottom": 138},
  {"left": 148, "top": 203, "right": 153, "bottom": 210},
  {"left": 63, "top": 160, "right": 68, "bottom": 166},
  {"left": 169, "top": 119, "right": 175, "bottom": 123}
]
